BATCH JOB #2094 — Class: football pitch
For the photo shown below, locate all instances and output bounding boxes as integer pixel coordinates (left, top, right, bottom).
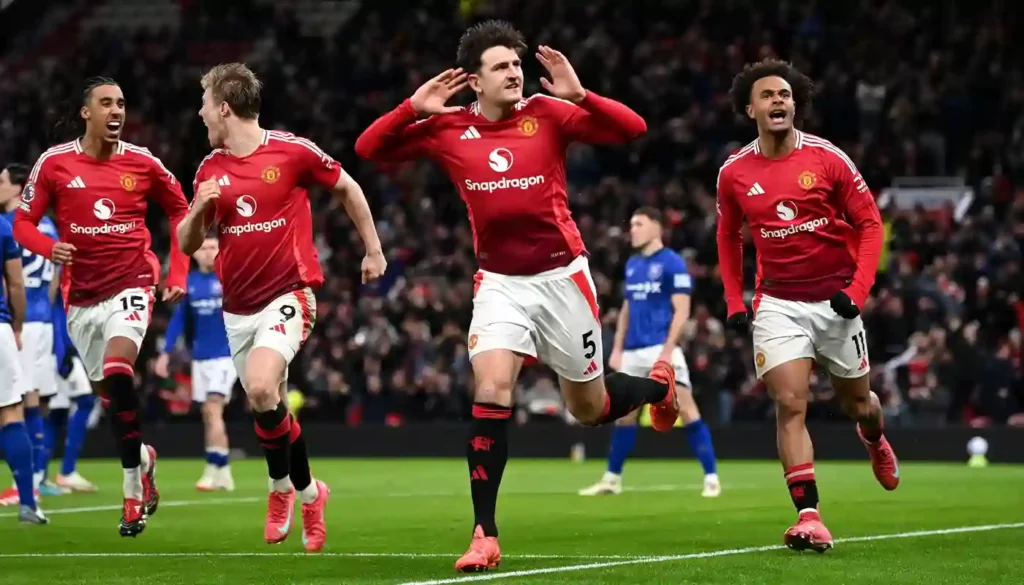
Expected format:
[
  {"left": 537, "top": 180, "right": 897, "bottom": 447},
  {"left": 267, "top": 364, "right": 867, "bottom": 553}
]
[{"left": 0, "top": 458, "right": 1021, "bottom": 584}]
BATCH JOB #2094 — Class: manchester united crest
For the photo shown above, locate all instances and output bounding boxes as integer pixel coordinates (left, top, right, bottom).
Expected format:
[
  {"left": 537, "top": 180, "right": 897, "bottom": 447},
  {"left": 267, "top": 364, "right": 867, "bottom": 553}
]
[
  {"left": 755, "top": 351, "right": 766, "bottom": 369},
  {"left": 120, "top": 173, "right": 136, "bottom": 191},
  {"left": 468, "top": 334, "right": 478, "bottom": 350},
  {"left": 518, "top": 116, "right": 539, "bottom": 136},
  {"left": 261, "top": 166, "right": 281, "bottom": 184},
  {"left": 798, "top": 170, "right": 817, "bottom": 190}
]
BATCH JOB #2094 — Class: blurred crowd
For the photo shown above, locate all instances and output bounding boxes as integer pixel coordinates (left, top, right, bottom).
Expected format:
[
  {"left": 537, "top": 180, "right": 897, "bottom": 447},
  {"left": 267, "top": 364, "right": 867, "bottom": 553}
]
[{"left": 1, "top": 0, "right": 1022, "bottom": 427}]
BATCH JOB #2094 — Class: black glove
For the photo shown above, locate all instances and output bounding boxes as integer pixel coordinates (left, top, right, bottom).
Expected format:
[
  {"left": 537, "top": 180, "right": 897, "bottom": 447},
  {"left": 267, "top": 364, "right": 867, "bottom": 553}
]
[
  {"left": 829, "top": 290, "right": 860, "bottom": 319},
  {"left": 726, "top": 311, "right": 749, "bottom": 334}
]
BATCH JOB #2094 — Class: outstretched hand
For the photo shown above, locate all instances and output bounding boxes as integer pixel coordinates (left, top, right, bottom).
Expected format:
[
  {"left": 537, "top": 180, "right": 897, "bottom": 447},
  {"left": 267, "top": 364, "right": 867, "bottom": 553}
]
[
  {"left": 536, "top": 46, "right": 586, "bottom": 104},
  {"left": 410, "top": 68, "right": 469, "bottom": 116}
]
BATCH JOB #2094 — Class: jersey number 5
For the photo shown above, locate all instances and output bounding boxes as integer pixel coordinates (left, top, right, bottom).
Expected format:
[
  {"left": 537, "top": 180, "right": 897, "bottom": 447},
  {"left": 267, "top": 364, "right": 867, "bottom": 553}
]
[{"left": 582, "top": 331, "right": 597, "bottom": 360}]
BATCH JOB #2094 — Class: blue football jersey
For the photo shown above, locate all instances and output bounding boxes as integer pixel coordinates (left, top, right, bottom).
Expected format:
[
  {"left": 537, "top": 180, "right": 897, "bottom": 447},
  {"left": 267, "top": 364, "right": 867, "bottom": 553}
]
[
  {"left": 622, "top": 247, "right": 692, "bottom": 350},
  {"left": 164, "top": 270, "right": 231, "bottom": 360},
  {"left": 5, "top": 211, "right": 58, "bottom": 323},
  {"left": 0, "top": 216, "right": 20, "bottom": 324}
]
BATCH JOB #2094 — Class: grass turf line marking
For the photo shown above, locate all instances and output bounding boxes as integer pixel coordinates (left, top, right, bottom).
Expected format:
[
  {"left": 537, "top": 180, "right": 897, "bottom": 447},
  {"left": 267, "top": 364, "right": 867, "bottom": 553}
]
[
  {"left": 0, "top": 553, "right": 639, "bottom": 560},
  {"left": 397, "top": 521, "right": 1024, "bottom": 585},
  {"left": 0, "top": 496, "right": 260, "bottom": 518},
  {"left": 0, "top": 484, "right": 712, "bottom": 518}
]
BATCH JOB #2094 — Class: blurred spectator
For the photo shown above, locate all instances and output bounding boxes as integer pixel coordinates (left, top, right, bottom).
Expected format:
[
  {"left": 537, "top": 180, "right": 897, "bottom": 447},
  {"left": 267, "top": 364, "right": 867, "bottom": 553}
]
[{"left": 1, "top": 0, "right": 1021, "bottom": 426}]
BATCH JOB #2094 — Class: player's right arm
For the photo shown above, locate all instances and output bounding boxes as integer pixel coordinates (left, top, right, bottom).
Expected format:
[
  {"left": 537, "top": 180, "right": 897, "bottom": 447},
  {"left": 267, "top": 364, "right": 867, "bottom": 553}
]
[
  {"left": 714, "top": 164, "right": 747, "bottom": 320},
  {"left": 609, "top": 299, "right": 629, "bottom": 371},
  {"left": 13, "top": 154, "right": 75, "bottom": 264},
  {"left": 177, "top": 165, "right": 219, "bottom": 256},
  {"left": 354, "top": 68, "right": 466, "bottom": 162}
]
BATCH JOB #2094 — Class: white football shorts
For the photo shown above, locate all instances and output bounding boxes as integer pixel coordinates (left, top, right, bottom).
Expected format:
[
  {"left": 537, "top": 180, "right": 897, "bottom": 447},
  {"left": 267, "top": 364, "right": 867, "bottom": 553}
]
[
  {"left": 468, "top": 255, "right": 604, "bottom": 382},
  {"left": 19, "top": 321, "right": 57, "bottom": 397},
  {"left": 192, "top": 357, "right": 238, "bottom": 403},
  {"left": 223, "top": 287, "right": 316, "bottom": 390},
  {"left": 752, "top": 293, "right": 871, "bottom": 380},
  {"left": 620, "top": 344, "right": 692, "bottom": 389},
  {"left": 0, "top": 323, "right": 26, "bottom": 408},
  {"left": 66, "top": 287, "right": 154, "bottom": 381}
]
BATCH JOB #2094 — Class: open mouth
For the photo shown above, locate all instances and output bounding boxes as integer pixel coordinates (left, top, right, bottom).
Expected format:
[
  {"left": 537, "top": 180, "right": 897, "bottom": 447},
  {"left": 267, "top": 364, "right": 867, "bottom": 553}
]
[
  {"left": 768, "top": 110, "right": 787, "bottom": 122},
  {"left": 106, "top": 121, "right": 122, "bottom": 132},
  {"left": 506, "top": 81, "right": 520, "bottom": 90}
]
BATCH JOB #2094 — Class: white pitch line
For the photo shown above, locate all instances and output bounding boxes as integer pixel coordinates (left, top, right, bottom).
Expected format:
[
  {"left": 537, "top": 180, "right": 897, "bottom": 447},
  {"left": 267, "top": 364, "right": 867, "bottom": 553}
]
[
  {"left": 397, "top": 522, "right": 1024, "bottom": 585},
  {"left": 0, "top": 484, "right": 709, "bottom": 519},
  {"left": 0, "top": 496, "right": 260, "bottom": 518},
  {"left": 0, "top": 552, "right": 639, "bottom": 560}
]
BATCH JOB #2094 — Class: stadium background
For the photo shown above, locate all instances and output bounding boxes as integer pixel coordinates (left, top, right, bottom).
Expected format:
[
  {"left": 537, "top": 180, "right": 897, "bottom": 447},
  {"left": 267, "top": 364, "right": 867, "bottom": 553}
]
[{"left": 1, "top": 0, "right": 1022, "bottom": 435}]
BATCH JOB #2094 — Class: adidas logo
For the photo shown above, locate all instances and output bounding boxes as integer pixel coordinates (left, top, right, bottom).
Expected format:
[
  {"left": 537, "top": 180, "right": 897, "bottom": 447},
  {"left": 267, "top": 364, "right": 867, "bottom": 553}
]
[
  {"left": 460, "top": 126, "right": 481, "bottom": 140},
  {"left": 125, "top": 311, "right": 143, "bottom": 322},
  {"left": 67, "top": 176, "right": 86, "bottom": 189},
  {"left": 217, "top": 175, "right": 231, "bottom": 187},
  {"left": 746, "top": 182, "right": 765, "bottom": 197},
  {"left": 583, "top": 360, "right": 599, "bottom": 376},
  {"left": 470, "top": 465, "right": 488, "bottom": 481},
  {"left": 269, "top": 323, "right": 286, "bottom": 334}
]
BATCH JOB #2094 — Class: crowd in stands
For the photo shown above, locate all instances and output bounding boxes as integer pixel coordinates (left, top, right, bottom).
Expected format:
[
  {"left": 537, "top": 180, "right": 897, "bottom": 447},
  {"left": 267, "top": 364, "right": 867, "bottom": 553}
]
[{"left": 2, "top": 0, "right": 1021, "bottom": 427}]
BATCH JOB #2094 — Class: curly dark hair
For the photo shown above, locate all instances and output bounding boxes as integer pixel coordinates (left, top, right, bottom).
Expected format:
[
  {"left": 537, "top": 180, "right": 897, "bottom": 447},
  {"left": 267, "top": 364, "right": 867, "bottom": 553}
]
[
  {"left": 729, "top": 59, "right": 814, "bottom": 123},
  {"left": 456, "top": 20, "right": 527, "bottom": 72}
]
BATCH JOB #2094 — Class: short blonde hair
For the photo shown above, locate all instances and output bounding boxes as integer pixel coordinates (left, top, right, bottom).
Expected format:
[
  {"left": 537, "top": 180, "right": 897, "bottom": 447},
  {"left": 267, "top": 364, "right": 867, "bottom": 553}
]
[{"left": 201, "top": 63, "right": 262, "bottom": 120}]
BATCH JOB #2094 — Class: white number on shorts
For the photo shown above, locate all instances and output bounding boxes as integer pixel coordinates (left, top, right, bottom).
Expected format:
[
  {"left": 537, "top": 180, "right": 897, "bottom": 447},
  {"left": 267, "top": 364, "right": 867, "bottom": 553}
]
[
  {"left": 582, "top": 330, "right": 596, "bottom": 359},
  {"left": 120, "top": 295, "right": 146, "bottom": 311},
  {"left": 279, "top": 305, "right": 297, "bottom": 323},
  {"left": 851, "top": 331, "right": 867, "bottom": 358}
]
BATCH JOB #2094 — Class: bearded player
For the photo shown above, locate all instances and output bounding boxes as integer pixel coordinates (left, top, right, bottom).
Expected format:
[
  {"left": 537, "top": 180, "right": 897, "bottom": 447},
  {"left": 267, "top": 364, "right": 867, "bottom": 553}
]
[
  {"left": 357, "top": 21, "right": 679, "bottom": 572},
  {"left": 715, "top": 58, "right": 900, "bottom": 552},
  {"left": 176, "top": 63, "right": 385, "bottom": 552},
  {"left": 14, "top": 77, "right": 190, "bottom": 536}
]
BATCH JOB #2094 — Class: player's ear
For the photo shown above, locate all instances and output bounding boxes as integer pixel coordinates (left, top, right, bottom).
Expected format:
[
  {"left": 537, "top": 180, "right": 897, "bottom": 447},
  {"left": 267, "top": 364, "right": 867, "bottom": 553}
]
[
  {"left": 467, "top": 73, "right": 482, "bottom": 95},
  {"left": 745, "top": 104, "right": 755, "bottom": 120},
  {"left": 80, "top": 105, "right": 90, "bottom": 122}
]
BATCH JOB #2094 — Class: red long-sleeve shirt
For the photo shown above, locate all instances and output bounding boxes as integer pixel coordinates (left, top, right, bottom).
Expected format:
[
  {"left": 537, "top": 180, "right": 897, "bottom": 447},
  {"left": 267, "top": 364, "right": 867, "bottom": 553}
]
[
  {"left": 356, "top": 91, "right": 646, "bottom": 276},
  {"left": 14, "top": 139, "right": 190, "bottom": 306},
  {"left": 715, "top": 130, "right": 883, "bottom": 315}
]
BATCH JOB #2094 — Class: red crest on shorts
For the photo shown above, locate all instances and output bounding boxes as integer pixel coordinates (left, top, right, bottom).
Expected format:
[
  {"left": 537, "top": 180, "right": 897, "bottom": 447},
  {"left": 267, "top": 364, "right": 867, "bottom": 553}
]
[
  {"left": 261, "top": 166, "right": 281, "bottom": 184},
  {"left": 798, "top": 171, "right": 816, "bottom": 190},
  {"left": 468, "top": 334, "right": 478, "bottom": 350},
  {"left": 518, "top": 116, "right": 539, "bottom": 137},
  {"left": 120, "top": 173, "right": 136, "bottom": 191}
]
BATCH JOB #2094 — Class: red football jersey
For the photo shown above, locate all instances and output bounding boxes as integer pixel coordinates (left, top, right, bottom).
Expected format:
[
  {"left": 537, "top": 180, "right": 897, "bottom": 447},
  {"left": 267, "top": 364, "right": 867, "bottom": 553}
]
[
  {"left": 715, "top": 130, "right": 883, "bottom": 313},
  {"left": 193, "top": 130, "right": 342, "bottom": 315},
  {"left": 14, "top": 139, "right": 190, "bottom": 306},
  {"left": 356, "top": 92, "right": 646, "bottom": 276}
]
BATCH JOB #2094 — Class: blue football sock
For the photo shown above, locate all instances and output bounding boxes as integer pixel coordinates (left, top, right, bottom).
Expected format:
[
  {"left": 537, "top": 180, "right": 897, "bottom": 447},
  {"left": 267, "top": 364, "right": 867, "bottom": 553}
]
[
  {"left": 24, "top": 407, "right": 47, "bottom": 478},
  {"left": 606, "top": 424, "right": 638, "bottom": 475},
  {"left": 2, "top": 422, "right": 37, "bottom": 508},
  {"left": 684, "top": 419, "right": 718, "bottom": 475},
  {"left": 62, "top": 395, "right": 94, "bottom": 476},
  {"left": 205, "top": 448, "right": 230, "bottom": 468},
  {"left": 46, "top": 408, "right": 68, "bottom": 456}
]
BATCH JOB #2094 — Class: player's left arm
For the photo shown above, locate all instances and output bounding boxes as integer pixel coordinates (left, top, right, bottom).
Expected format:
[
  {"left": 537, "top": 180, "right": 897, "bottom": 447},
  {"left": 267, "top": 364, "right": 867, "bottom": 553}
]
[
  {"left": 145, "top": 153, "right": 190, "bottom": 301},
  {"left": 297, "top": 138, "right": 387, "bottom": 283},
  {"left": 535, "top": 46, "right": 647, "bottom": 144},
  {"left": 827, "top": 148, "right": 884, "bottom": 317},
  {"left": 658, "top": 256, "right": 693, "bottom": 363}
]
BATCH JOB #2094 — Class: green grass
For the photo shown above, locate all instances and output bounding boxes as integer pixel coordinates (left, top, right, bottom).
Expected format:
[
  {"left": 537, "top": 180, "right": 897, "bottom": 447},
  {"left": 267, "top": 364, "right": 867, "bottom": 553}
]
[{"left": 1, "top": 458, "right": 1022, "bottom": 584}]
